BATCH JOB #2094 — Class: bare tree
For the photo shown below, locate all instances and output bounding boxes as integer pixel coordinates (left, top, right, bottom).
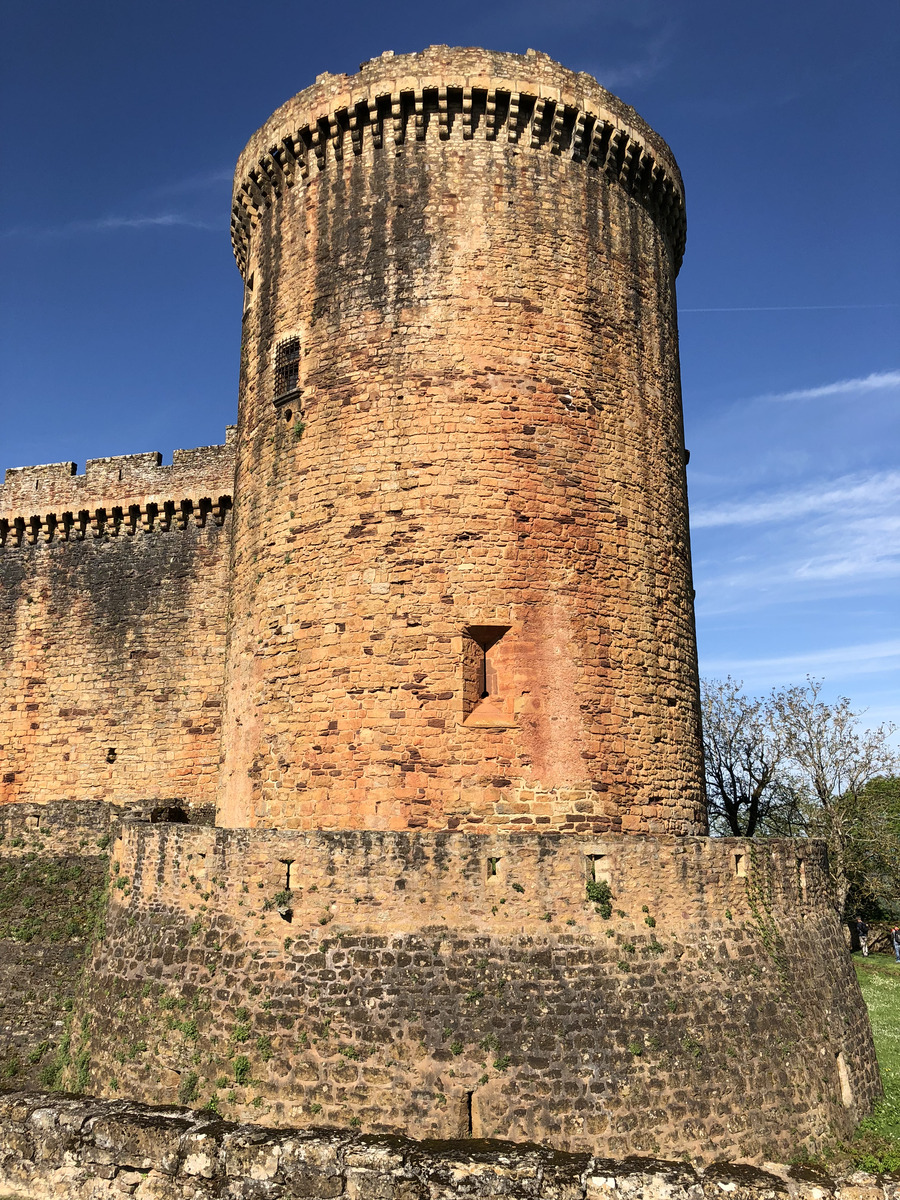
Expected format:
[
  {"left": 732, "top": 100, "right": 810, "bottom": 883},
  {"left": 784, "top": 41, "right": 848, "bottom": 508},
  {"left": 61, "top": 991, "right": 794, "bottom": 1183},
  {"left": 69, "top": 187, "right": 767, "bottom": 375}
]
[
  {"left": 700, "top": 677, "right": 795, "bottom": 836},
  {"left": 772, "top": 679, "right": 899, "bottom": 915}
]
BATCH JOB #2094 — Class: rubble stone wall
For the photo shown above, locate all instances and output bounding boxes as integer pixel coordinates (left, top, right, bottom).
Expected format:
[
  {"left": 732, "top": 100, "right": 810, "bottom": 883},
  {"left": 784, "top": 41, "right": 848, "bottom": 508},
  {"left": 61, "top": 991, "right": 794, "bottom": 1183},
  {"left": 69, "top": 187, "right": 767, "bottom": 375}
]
[
  {"left": 2, "top": 1093, "right": 898, "bottom": 1200},
  {"left": 67, "top": 822, "right": 880, "bottom": 1163},
  {"left": 0, "top": 805, "right": 112, "bottom": 1087}
]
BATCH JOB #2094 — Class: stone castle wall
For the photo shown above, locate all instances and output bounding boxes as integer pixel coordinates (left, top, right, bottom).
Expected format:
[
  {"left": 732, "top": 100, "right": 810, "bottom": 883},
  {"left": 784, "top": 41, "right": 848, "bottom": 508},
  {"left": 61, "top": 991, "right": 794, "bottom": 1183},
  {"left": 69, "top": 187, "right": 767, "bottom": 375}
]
[
  {"left": 0, "top": 804, "right": 110, "bottom": 1087},
  {"left": 0, "top": 434, "right": 235, "bottom": 814},
  {"left": 64, "top": 820, "right": 879, "bottom": 1163},
  {"left": 219, "top": 46, "right": 703, "bottom": 835}
]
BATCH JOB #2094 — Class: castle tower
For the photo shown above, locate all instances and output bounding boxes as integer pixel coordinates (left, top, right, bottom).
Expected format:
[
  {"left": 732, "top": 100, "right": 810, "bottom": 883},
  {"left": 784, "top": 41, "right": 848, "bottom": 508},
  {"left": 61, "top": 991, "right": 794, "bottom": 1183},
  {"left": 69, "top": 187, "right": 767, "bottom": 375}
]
[{"left": 218, "top": 46, "right": 704, "bottom": 834}]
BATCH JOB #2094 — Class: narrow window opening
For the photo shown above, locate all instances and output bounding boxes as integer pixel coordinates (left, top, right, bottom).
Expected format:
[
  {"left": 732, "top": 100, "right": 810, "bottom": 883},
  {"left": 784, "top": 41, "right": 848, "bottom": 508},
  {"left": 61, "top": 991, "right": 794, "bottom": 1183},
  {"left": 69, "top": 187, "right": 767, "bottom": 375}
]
[
  {"left": 836, "top": 1051, "right": 853, "bottom": 1108},
  {"left": 465, "top": 1091, "right": 473, "bottom": 1137},
  {"left": 734, "top": 852, "right": 746, "bottom": 877},
  {"left": 106, "top": 748, "right": 117, "bottom": 764},
  {"left": 586, "top": 854, "right": 607, "bottom": 882},
  {"left": 280, "top": 859, "right": 294, "bottom": 891},
  {"left": 487, "top": 856, "right": 501, "bottom": 878},
  {"left": 274, "top": 337, "right": 301, "bottom": 402},
  {"left": 462, "top": 625, "right": 513, "bottom": 725}
]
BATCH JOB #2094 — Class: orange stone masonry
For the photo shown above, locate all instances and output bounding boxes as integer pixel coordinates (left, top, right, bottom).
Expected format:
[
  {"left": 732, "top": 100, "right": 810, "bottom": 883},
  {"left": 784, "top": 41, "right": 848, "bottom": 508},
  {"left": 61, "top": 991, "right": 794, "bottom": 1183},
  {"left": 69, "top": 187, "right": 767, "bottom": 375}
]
[{"left": 219, "top": 45, "right": 704, "bottom": 835}]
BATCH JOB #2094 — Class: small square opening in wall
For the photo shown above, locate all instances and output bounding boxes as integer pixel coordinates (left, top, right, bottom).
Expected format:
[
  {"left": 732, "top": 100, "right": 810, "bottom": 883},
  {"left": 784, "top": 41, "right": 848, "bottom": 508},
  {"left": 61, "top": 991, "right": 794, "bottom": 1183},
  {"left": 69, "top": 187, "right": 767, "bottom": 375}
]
[
  {"left": 486, "top": 856, "right": 502, "bottom": 881},
  {"left": 734, "top": 852, "right": 746, "bottom": 877}
]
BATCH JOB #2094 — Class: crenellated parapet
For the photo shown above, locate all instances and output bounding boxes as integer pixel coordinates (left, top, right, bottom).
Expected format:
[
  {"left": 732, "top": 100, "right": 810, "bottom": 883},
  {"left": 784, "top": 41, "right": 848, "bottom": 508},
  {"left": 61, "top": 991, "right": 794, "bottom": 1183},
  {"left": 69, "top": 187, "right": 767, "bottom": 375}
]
[
  {"left": 230, "top": 46, "right": 687, "bottom": 277},
  {"left": 0, "top": 427, "right": 236, "bottom": 548}
]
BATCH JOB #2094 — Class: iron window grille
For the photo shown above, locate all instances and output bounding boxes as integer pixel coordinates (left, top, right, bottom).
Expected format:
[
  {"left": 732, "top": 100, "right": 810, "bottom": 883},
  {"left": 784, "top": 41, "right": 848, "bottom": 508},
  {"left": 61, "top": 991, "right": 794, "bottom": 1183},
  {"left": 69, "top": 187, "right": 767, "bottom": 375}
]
[{"left": 274, "top": 337, "right": 300, "bottom": 403}]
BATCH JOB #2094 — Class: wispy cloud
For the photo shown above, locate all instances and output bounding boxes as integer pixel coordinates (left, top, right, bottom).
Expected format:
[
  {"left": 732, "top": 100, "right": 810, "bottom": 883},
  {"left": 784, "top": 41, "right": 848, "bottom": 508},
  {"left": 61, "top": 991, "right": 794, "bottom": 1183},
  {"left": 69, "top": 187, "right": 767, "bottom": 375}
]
[
  {"left": 702, "top": 639, "right": 900, "bottom": 683},
  {"left": 692, "top": 470, "right": 900, "bottom": 529},
  {"left": 591, "top": 29, "right": 673, "bottom": 88},
  {"left": 2, "top": 212, "right": 217, "bottom": 239},
  {"left": 759, "top": 370, "right": 900, "bottom": 403},
  {"left": 149, "top": 167, "right": 233, "bottom": 198}
]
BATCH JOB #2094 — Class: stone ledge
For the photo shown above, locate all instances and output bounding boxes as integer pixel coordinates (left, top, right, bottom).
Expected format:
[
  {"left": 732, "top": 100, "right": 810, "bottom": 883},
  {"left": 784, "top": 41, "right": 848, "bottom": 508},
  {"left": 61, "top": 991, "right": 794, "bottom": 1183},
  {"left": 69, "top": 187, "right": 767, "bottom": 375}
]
[{"left": 0, "top": 1093, "right": 898, "bottom": 1200}]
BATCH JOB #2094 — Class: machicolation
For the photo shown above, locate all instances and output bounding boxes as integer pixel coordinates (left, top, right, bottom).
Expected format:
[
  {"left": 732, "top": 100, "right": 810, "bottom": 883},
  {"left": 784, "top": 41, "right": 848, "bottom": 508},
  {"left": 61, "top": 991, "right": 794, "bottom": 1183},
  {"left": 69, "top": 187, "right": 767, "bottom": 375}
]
[{"left": 0, "top": 44, "right": 882, "bottom": 1176}]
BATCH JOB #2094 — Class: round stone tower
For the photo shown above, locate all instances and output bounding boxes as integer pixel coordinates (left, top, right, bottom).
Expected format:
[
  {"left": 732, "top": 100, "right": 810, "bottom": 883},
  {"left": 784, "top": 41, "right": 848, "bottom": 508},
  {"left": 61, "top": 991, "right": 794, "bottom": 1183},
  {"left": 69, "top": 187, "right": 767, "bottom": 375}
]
[{"left": 218, "top": 46, "right": 704, "bottom": 835}]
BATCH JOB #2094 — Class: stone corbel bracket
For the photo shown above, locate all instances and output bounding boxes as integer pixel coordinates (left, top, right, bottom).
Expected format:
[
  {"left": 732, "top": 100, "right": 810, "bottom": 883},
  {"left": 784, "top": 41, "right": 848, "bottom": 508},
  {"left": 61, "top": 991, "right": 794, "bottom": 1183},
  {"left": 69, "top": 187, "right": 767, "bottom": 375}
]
[
  {"left": 230, "top": 49, "right": 687, "bottom": 278},
  {"left": 0, "top": 495, "right": 232, "bottom": 547}
]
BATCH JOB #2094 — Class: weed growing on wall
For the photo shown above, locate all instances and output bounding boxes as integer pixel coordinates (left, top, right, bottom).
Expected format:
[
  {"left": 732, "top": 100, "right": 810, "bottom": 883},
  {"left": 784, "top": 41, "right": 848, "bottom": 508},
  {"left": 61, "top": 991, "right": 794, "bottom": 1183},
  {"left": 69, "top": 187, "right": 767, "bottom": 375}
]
[{"left": 745, "top": 845, "right": 788, "bottom": 984}]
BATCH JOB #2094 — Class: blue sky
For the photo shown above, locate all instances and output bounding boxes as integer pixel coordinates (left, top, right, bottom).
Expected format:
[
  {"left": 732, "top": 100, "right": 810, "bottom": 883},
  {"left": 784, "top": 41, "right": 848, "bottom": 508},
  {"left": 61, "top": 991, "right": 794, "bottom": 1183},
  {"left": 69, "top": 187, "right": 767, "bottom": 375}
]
[{"left": 2, "top": 0, "right": 898, "bottom": 734}]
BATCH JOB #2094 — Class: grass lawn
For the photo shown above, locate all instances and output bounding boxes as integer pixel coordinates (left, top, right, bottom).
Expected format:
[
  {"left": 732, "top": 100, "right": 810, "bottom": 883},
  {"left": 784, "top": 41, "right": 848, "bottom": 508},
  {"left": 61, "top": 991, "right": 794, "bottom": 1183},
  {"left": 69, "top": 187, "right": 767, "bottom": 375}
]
[{"left": 848, "top": 953, "right": 900, "bottom": 1170}]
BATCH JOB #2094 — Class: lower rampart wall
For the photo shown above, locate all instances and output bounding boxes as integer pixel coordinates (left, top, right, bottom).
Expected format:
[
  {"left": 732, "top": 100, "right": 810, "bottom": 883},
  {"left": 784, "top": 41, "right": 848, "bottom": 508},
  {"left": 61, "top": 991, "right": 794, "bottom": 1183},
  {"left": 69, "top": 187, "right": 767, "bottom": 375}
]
[
  {"left": 0, "top": 804, "right": 111, "bottom": 1088},
  {"left": 2, "top": 1093, "right": 898, "bottom": 1200},
  {"left": 68, "top": 824, "right": 880, "bottom": 1163}
]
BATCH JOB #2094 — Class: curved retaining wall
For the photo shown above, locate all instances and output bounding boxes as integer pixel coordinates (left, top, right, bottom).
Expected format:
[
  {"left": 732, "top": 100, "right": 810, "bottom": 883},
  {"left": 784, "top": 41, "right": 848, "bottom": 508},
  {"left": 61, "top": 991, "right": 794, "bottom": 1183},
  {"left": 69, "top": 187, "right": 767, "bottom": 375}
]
[{"left": 65, "top": 823, "right": 879, "bottom": 1163}]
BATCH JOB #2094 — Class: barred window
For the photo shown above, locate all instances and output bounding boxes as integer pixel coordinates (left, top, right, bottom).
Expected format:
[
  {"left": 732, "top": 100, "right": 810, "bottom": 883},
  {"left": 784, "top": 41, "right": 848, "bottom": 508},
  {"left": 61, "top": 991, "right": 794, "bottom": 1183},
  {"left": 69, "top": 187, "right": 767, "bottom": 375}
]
[{"left": 274, "top": 337, "right": 300, "bottom": 401}]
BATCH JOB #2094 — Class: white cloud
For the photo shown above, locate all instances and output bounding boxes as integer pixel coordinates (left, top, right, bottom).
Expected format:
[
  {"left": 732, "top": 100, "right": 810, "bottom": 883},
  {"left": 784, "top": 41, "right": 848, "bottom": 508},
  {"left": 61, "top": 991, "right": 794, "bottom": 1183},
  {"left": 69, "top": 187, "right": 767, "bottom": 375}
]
[
  {"left": 692, "top": 470, "right": 900, "bottom": 529},
  {"left": 760, "top": 370, "right": 900, "bottom": 403},
  {"left": 702, "top": 639, "right": 900, "bottom": 683},
  {"left": 2, "top": 213, "right": 217, "bottom": 239}
]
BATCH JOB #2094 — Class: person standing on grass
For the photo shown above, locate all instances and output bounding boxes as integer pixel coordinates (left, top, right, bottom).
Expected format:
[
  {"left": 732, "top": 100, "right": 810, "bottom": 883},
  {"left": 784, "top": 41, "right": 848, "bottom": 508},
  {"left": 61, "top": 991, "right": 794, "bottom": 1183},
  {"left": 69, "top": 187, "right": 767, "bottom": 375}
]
[
  {"left": 856, "top": 915, "right": 870, "bottom": 957},
  {"left": 891, "top": 926, "right": 900, "bottom": 963}
]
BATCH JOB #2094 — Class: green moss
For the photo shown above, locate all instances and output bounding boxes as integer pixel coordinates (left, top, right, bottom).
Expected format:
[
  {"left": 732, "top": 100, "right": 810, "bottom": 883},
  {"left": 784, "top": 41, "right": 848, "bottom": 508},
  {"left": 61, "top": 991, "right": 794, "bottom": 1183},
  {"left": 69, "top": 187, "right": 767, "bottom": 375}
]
[{"left": 0, "top": 857, "right": 106, "bottom": 943}]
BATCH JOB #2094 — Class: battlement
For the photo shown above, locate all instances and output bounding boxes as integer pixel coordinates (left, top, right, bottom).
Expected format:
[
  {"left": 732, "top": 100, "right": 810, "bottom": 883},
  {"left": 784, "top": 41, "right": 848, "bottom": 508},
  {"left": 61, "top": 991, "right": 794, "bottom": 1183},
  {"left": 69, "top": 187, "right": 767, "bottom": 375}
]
[
  {"left": 230, "top": 46, "right": 686, "bottom": 276},
  {"left": 0, "top": 427, "right": 236, "bottom": 546}
]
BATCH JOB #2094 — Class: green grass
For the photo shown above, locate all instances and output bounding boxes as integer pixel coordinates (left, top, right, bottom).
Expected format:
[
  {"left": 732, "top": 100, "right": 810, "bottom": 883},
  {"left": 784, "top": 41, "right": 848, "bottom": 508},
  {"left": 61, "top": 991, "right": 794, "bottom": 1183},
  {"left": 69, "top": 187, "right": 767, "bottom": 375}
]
[
  {"left": 851, "top": 954, "right": 900, "bottom": 1170},
  {"left": 793, "top": 954, "right": 900, "bottom": 1173}
]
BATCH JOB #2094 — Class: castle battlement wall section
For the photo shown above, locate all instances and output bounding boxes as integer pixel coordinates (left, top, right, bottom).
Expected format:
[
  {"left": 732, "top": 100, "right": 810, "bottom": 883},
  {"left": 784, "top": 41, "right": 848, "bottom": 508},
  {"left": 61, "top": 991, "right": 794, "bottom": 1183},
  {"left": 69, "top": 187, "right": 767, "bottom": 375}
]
[
  {"left": 0, "top": 432, "right": 236, "bottom": 814},
  {"left": 0, "top": 429, "right": 235, "bottom": 546},
  {"left": 230, "top": 46, "right": 686, "bottom": 277},
  {"left": 67, "top": 822, "right": 879, "bottom": 1162}
]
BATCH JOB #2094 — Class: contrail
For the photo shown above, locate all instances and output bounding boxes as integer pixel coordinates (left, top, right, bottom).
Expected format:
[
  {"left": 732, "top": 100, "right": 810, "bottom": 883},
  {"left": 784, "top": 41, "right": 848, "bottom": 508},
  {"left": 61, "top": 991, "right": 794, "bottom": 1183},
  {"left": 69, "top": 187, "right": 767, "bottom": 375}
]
[{"left": 681, "top": 303, "right": 898, "bottom": 313}]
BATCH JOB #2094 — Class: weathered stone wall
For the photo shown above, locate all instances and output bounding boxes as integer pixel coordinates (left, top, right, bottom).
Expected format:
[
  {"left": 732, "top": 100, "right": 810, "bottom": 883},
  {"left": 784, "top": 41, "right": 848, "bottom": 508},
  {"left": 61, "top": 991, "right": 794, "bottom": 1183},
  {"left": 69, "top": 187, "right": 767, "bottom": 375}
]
[
  {"left": 2, "top": 1093, "right": 898, "bottom": 1200},
  {"left": 0, "top": 435, "right": 235, "bottom": 814},
  {"left": 0, "top": 805, "right": 110, "bottom": 1088},
  {"left": 219, "top": 46, "right": 704, "bottom": 836},
  {"left": 65, "top": 823, "right": 879, "bottom": 1163}
]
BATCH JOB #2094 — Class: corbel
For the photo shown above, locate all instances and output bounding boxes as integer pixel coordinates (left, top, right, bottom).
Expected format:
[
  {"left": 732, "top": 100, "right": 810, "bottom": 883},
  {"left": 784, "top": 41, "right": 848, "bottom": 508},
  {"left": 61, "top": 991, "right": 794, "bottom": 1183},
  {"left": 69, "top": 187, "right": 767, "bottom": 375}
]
[
  {"left": 438, "top": 87, "right": 450, "bottom": 140},
  {"left": 550, "top": 102, "right": 566, "bottom": 154},
  {"left": 462, "top": 88, "right": 473, "bottom": 139},
  {"left": 485, "top": 90, "right": 497, "bottom": 140},
  {"left": 530, "top": 97, "right": 547, "bottom": 148},
  {"left": 507, "top": 92, "right": 520, "bottom": 143}
]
